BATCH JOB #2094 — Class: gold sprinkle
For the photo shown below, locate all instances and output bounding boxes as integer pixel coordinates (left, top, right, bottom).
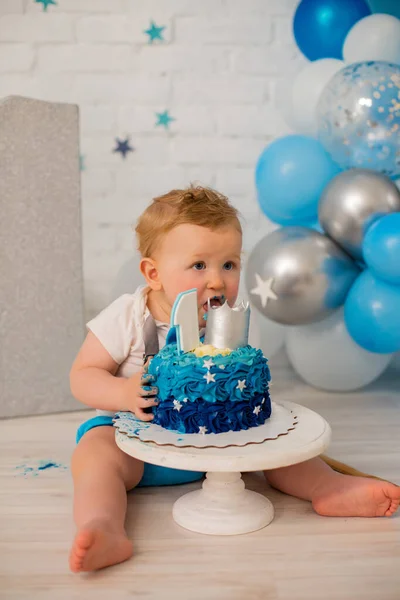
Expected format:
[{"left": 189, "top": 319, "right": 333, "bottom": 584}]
[
  {"left": 378, "top": 107, "right": 384, "bottom": 113},
  {"left": 373, "top": 91, "right": 381, "bottom": 99},
  {"left": 379, "top": 85, "right": 385, "bottom": 91}
]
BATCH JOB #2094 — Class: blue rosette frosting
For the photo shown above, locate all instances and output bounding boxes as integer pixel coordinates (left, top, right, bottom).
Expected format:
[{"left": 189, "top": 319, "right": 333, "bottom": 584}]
[{"left": 147, "top": 343, "right": 272, "bottom": 434}]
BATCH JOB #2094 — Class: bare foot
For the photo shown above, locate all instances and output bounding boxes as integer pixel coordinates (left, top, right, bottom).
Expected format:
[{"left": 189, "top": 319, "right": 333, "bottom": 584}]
[
  {"left": 312, "top": 474, "right": 400, "bottom": 518},
  {"left": 69, "top": 520, "right": 133, "bottom": 572}
]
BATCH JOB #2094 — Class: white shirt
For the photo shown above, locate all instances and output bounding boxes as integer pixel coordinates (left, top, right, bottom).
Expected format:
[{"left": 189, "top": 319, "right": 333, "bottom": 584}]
[{"left": 86, "top": 285, "right": 169, "bottom": 416}]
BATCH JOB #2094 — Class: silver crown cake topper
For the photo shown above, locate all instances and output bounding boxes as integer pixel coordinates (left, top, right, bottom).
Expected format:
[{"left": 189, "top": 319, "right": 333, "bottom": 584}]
[{"left": 204, "top": 299, "right": 250, "bottom": 350}]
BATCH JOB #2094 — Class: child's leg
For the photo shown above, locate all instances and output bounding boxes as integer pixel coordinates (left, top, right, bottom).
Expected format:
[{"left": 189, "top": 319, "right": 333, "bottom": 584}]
[
  {"left": 264, "top": 457, "right": 400, "bottom": 518},
  {"left": 69, "top": 426, "right": 144, "bottom": 572}
]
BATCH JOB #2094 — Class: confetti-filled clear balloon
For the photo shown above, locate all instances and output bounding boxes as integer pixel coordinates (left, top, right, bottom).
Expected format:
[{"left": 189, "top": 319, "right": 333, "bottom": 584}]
[{"left": 317, "top": 61, "right": 400, "bottom": 178}]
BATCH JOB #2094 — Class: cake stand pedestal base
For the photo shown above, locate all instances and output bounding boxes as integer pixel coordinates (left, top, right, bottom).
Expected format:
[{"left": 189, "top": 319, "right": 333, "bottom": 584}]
[
  {"left": 115, "top": 401, "right": 331, "bottom": 536},
  {"left": 172, "top": 471, "right": 273, "bottom": 535}
]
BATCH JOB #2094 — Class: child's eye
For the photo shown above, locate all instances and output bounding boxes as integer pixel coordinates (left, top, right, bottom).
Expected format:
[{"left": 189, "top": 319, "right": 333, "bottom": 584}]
[
  {"left": 223, "top": 261, "right": 235, "bottom": 271},
  {"left": 193, "top": 262, "right": 206, "bottom": 271}
]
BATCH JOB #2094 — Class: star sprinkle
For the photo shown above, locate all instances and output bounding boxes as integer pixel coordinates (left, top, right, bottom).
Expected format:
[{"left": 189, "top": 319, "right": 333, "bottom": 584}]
[
  {"left": 144, "top": 20, "right": 166, "bottom": 44},
  {"left": 236, "top": 379, "right": 246, "bottom": 392},
  {"left": 203, "top": 358, "right": 215, "bottom": 370},
  {"left": 251, "top": 274, "right": 278, "bottom": 308},
  {"left": 155, "top": 110, "right": 175, "bottom": 129},
  {"left": 35, "top": 0, "right": 57, "bottom": 11},
  {"left": 113, "top": 137, "right": 134, "bottom": 159},
  {"left": 198, "top": 426, "right": 208, "bottom": 435},
  {"left": 204, "top": 371, "right": 216, "bottom": 384},
  {"left": 253, "top": 405, "right": 261, "bottom": 416},
  {"left": 173, "top": 400, "right": 182, "bottom": 412}
]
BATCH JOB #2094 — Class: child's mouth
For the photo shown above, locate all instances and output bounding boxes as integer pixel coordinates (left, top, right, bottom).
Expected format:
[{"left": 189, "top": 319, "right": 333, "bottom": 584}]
[{"left": 202, "top": 296, "right": 225, "bottom": 313}]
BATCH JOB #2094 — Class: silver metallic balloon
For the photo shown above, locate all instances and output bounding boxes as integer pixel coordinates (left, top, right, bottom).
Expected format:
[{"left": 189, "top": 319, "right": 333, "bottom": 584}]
[
  {"left": 319, "top": 168, "right": 400, "bottom": 261},
  {"left": 245, "top": 227, "right": 360, "bottom": 326}
]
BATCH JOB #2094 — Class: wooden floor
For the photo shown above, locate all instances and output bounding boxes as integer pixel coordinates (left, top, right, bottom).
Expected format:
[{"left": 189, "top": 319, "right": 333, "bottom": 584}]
[{"left": 1, "top": 355, "right": 399, "bottom": 600}]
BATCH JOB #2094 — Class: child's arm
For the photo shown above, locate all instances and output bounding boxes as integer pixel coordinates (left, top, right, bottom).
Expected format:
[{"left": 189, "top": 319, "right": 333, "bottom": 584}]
[{"left": 69, "top": 331, "right": 157, "bottom": 420}]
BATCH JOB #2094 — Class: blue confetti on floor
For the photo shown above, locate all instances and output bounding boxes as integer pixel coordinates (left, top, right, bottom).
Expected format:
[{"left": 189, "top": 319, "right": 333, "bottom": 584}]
[{"left": 15, "top": 460, "right": 68, "bottom": 477}]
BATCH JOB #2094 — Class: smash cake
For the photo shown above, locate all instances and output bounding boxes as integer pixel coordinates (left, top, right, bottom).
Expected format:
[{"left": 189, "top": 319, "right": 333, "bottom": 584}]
[{"left": 147, "top": 289, "right": 272, "bottom": 435}]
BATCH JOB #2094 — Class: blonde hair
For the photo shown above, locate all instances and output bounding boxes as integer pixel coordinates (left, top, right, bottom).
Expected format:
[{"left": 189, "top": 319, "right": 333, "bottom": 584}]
[{"left": 134, "top": 185, "right": 242, "bottom": 258}]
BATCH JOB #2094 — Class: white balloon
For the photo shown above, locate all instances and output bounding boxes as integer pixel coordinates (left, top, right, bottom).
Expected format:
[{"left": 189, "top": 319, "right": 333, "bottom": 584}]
[
  {"left": 343, "top": 14, "right": 400, "bottom": 64},
  {"left": 274, "top": 52, "right": 310, "bottom": 132},
  {"left": 239, "top": 277, "right": 285, "bottom": 358},
  {"left": 390, "top": 352, "right": 400, "bottom": 371},
  {"left": 291, "top": 59, "right": 344, "bottom": 136},
  {"left": 109, "top": 255, "right": 146, "bottom": 302},
  {"left": 285, "top": 308, "right": 392, "bottom": 391},
  {"left": 248, "top": 308, "right": 286, "bottom": 358}
]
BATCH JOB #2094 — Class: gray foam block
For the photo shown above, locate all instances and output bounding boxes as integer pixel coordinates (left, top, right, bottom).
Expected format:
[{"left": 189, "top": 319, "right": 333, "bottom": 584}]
[{"left": 0, "top": 96, "right": 86, "bottom": 417}]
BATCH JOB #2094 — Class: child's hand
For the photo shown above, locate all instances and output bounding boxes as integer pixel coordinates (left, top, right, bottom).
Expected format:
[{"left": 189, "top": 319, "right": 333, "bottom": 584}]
[{"left": 122, "top": 367, "right": 158, "bottom": 422}]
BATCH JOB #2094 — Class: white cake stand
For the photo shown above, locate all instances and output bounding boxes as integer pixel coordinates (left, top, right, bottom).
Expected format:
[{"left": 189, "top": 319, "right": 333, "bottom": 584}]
[{"left": 115, "top": 401, "right": 331, "bottom": 536}]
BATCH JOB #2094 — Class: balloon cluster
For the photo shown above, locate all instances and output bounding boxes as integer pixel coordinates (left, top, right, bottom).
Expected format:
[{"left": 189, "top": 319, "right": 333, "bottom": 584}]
[{"left": 246, "top": 1, "right": 400, "bottom": 391}]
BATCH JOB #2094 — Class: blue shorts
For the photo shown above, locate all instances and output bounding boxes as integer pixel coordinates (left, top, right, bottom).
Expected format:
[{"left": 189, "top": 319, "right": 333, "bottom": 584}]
[{"left": 76, "top": 416, "right": 204, "bottom": 487}]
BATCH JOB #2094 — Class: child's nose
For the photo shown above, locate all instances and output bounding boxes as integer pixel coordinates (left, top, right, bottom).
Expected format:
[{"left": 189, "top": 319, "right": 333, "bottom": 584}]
[{"left": 207, "top": 269, "right": 224, "bottom": 291}]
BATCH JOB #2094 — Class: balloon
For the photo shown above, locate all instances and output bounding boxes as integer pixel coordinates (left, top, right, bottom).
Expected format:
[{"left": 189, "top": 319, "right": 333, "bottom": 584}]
[
  {"left": 248, "top": 309, "right": 286, "bottom": 359},
  {"left": 343, "top": 14, "right": 400, "bottom": 64},
  {"left": 239, "top": 278, "right": 286, "bottom": 358},
  {"left": 319, "top": 168, "right": 400, "bottom": 260},
  {"left": 367, "top": 0, "right": 400, "bottom": 20},
  {"left": 245, "top": 227, "right": 360, "bottom": 326},
  {"left": 362, "top": 213, "right": 400, "bottom": 284},
  {"left": 390, "top": 351, "right": 400, "bottom": 371},
  {"left": 274, "top": 53, "right": 310, "bottom": 132},
  {"left": 290, "top": 59, "right": 344, "bottom": 136},
  {"left": 286, "top": 308, "right": 392, "bottom": 391},
  {"left": 344, "top": 269, "right": 400, "bottom": 353},
  {"left": 255, "top": 135, "right": 340, "bottom": 226},
  {"left": 293, "top": 0, "right": 371, "bottom": 61},
  {"left": 317, "top": 61, "right": 400, "bottom": 179}
]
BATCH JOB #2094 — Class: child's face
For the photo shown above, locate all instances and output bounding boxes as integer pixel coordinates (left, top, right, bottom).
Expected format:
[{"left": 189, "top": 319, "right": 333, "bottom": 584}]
[{"left": 153, "top": 223, "right": 242, "bottom": 327}]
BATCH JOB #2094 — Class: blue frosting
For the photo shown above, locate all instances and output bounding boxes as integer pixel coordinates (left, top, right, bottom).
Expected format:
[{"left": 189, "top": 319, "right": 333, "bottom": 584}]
[{"left": 148, "top": 344, "right": 272, "bottom": 434}]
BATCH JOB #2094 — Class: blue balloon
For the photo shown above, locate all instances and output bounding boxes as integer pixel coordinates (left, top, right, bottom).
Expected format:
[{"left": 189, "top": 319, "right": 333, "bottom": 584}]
[
  {"left": 317, "top": 61, "right": 400, "bottom": 179},
  {"left": 293, "top": 0, "right": 371, "bottom": 60},
  {"left": 344, "top": 270, "right": 400, "bottom": 353},
  {"left": 368, "top": 0, "right": 400, "bottom": 19},
  {"left": 255, "top": 135, "right": 340, "bottom": 226},
  {"left": 362, "top": 213, "right": 400, "bottom": 284}
]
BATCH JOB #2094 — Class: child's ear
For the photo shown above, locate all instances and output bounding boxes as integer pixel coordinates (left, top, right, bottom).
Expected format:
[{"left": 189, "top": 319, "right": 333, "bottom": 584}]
[{"left": 140, "top": 257, "right": 162, "bottom": 291}]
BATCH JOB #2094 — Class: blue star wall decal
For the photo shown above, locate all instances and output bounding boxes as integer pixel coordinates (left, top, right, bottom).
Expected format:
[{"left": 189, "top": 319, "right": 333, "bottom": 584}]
[
  {"left": 113, "top": 137, "right": 134, "bottom": 159},
  {"left": 155, "top": 110, "right": 175, "bottom": 129},
  {"left": 144, "top": 20, "right": 166, "bottom": 44},
  {"left": 35, "top": 0, "right": 57, "bottom": 11}
]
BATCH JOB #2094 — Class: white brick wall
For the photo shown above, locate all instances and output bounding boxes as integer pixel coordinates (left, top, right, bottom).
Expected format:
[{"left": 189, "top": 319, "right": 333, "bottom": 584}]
[{"left": 0, "top": 0, "right": 299, "bottom": 315}]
